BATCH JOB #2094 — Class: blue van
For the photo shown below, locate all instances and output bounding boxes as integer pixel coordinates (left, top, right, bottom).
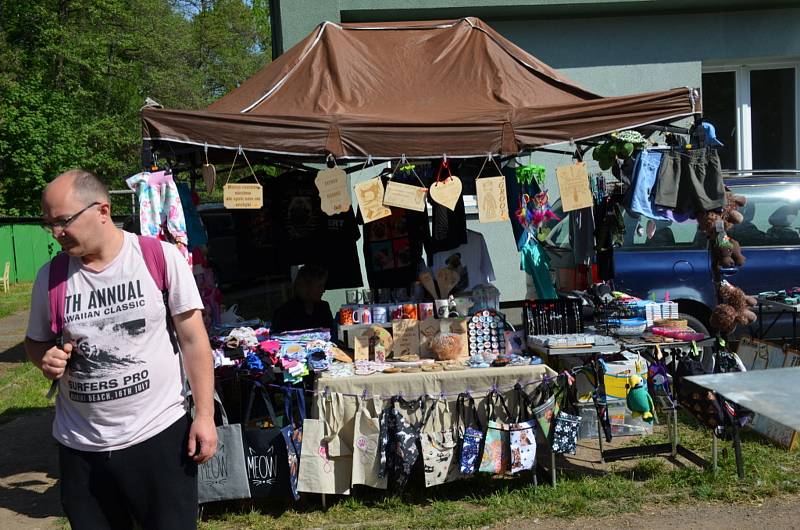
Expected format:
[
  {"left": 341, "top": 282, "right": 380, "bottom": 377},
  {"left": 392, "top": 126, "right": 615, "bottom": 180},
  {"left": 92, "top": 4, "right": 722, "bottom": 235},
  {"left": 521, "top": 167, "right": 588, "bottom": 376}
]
[{"left": 543, "top": 170, "right": 800, "bottom": 337}]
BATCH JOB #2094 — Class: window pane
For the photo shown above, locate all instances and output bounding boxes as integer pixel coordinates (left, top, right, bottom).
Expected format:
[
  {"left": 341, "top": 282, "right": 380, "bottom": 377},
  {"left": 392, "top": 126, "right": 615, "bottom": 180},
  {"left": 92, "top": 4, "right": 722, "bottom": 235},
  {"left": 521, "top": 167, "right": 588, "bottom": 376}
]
[
  {"left": 621, "top": 214, "right": 703, "bottom": 250},
  {"left": 702, "top": 72, "right": 738, "bottom": 170},
  {"left": 751, "top": 68, "right": 796, "bottom": 170},
  {"left": 728, "top": 184, "right": 800, "bottom": 246}
]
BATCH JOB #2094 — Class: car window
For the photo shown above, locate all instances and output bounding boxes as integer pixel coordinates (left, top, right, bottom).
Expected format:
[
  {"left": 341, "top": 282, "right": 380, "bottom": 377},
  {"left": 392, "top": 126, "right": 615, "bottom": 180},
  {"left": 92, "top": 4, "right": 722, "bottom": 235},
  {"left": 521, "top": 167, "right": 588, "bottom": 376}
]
[
  {"left": 619, "top": 214, "right": 703, "bottom": 250},
  {"left": 728, "top": 184, "right": 800, "bottom": 247}
]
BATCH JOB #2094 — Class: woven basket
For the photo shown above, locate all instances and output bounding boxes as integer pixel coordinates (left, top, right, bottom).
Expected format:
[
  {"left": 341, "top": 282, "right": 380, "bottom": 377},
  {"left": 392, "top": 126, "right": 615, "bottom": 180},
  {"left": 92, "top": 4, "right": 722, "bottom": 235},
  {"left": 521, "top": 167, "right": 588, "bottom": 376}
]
[{"left": 430, "top": 333, "right": 462, "bottom": 361}]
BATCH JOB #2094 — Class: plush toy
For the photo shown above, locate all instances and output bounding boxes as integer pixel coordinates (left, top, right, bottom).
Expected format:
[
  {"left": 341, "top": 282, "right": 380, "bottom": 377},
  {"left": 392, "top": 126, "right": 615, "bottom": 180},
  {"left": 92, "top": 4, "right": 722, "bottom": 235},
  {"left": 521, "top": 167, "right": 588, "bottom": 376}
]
[
  {"left": 626, "top": 374, "right": 656, "bottom": 423},
  {"left": 719, "top": 281, "right": 757, "bottom": 325},
  {"left": 712, "top": 235, "right": 746, "bottom": 271},
  {"left": 710, "top": 282, "right": 757, "bottom": 334}
]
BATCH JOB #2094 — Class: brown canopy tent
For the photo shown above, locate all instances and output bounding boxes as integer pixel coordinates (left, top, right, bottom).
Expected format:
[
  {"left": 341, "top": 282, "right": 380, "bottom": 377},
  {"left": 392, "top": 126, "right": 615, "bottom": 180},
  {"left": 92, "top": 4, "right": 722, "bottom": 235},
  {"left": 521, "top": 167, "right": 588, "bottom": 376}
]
[{"left": 141, "top": 17, "right": 700, "bottom": 161}]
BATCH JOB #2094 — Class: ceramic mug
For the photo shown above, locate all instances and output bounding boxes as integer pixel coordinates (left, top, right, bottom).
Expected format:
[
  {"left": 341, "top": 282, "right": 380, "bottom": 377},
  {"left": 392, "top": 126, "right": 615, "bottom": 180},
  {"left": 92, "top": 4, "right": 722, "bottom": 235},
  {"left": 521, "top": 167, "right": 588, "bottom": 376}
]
[
  {"left": 372, "top": 305, "right": 388, "bottom": 323},
  {"left": 340, "top": 305, "right": 356, "bottom": 325},
  {"left": 389, "top": 304, "right": 404, "bottom": 321},
  {"left": 346, "top": 289, "right": 361, "bottom": 305},
  {"left": 434, "top": 299, "right": 449, "bottom": 318},
  {"left": 418, "top": 302, "right": 434, "bottom": 320},
  {"left": 402, "top": 303, "right": 418, "bottom": 320},
  {"left": 352, "top": 305, "right": 372, "bottom": 325}
]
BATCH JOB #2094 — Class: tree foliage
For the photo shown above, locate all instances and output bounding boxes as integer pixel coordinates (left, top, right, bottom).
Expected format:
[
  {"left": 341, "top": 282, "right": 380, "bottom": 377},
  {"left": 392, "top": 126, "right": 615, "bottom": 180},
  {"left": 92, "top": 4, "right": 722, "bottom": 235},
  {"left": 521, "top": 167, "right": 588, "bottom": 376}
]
[{"left": 0, "top": 0, "right": 270, "bottom": 216}]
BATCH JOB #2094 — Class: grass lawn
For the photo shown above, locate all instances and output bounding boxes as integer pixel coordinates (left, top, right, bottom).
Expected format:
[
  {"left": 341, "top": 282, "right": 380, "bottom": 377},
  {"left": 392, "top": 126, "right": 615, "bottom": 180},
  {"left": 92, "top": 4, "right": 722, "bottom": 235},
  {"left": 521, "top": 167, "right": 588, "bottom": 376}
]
[
  {"left": 0, "top": 361, "right": 52, "bottom": 423},
  {"left": 0, "top": 281, "right": 33, "bottom": 318},
  {"left": 196, "top": 418, "right": 800, "bottom": 530}
]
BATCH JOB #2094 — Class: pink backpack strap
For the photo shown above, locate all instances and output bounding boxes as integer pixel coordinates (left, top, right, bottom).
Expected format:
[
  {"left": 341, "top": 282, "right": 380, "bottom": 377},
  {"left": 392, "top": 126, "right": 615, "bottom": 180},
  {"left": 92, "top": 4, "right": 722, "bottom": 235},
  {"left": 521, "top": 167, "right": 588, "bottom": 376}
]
[
  {"left": 48, "top": 252, "right": 71, "bottom": 336},
  {"left": 137, "top": 235, "right": 167, "bottom": 292}
]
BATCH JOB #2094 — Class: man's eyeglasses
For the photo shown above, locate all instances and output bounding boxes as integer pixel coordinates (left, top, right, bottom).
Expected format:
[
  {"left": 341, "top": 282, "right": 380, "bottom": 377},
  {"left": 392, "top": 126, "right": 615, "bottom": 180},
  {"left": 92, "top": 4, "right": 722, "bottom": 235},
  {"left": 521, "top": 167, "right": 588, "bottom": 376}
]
[{"left": 42, "top": 202, "right": 100, "bottom": 235}]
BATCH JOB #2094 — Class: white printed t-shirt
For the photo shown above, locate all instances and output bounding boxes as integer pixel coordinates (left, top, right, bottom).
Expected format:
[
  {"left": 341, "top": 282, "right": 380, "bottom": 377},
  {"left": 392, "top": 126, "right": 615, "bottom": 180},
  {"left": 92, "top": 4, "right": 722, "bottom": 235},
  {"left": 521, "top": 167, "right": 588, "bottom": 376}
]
[{"left": 26, "top": 231, "right": 203, "bottom": 451}]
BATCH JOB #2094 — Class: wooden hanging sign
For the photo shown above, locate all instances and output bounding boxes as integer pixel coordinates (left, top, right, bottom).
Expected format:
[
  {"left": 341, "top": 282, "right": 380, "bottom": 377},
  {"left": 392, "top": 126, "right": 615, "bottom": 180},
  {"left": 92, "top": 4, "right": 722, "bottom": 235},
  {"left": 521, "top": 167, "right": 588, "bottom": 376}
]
[
  {"left": 316, "top": 167, "right": 351, "bottom": 215},
  {"left": 476, "top": 176, "right": 509, "bottom": 223},
  {"left": 391, "top": 319, "right": 420, "bottom": 358},
  {"left": 429, "top": 176, "right": 462, "bottom": 211},
  {"left": 556, "top": 162, "right": 592, "bottom": 212},
  {"left": 383, "top": 181, "right": 427, "bottom": 212},
  {"left": 355, "top": 177, "right": 392, "bottom": 223},
  {"left": 223, "top": 183, "right": 263, "bottom": 209}
]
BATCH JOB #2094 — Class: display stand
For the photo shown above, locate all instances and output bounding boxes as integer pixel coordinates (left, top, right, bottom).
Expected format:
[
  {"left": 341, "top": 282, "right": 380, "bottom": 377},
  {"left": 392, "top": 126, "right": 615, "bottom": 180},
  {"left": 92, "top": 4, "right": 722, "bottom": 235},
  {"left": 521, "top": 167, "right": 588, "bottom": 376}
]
[
  {"left": 529, "top": 337, "right": 720, "bottom": 481},
  {"left": 756, "top": 297, "right": 800, "bottom": 347}
]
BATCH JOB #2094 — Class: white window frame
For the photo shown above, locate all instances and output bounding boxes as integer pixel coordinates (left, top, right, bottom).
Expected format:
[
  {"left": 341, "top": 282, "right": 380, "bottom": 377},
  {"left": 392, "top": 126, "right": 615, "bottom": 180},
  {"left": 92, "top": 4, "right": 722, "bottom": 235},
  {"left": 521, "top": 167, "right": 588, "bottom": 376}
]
[{"left": 702, "top": 62, "right": 800, "bottom": 170}]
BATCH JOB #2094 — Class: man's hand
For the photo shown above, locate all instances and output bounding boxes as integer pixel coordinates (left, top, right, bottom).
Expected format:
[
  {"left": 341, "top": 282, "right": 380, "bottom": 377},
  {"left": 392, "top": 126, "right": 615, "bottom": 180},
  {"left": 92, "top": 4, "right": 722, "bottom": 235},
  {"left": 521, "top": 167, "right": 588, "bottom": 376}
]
[
  {"left": 40, "top": 343, "right": 73, "bottom": 380},
  {"left": 187, "top": 415, "right": 217, "bottom": 463}
]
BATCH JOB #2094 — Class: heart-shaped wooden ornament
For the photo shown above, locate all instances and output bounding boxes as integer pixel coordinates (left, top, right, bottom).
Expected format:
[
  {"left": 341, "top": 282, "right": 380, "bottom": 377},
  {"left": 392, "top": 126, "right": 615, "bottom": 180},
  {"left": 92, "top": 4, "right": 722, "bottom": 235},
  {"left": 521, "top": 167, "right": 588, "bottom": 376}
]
[
  {"left": 429, "top": 176, "right": 462, "bottom": 211},
  {"left": 202, "top": 164, "right": 216, "bottom": 192}
]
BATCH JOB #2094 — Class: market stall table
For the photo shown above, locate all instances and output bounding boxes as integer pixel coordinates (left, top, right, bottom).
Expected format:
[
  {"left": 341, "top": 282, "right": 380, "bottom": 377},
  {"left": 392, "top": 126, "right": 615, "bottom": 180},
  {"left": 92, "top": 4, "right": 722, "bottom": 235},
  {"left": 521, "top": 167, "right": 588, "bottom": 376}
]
[
  {"left": 756, "top": 297, "right": 800, "bottom": 347},
  {"left": 686, "top": 366, "right": 800, "bottom": 479},
  {"left": 530, "top": 334, "right": 719, "bottom": 471},
  {"left": 311, "top": 363, "right": 558, "bottom": 490}
]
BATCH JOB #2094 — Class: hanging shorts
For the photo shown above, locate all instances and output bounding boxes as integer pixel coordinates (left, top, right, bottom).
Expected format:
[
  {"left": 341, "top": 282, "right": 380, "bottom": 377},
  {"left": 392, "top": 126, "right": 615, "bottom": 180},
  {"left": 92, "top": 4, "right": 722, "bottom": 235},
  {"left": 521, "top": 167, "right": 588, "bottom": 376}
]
[{"left": 654, "top": 148, "right": 724, "bottom": 213}]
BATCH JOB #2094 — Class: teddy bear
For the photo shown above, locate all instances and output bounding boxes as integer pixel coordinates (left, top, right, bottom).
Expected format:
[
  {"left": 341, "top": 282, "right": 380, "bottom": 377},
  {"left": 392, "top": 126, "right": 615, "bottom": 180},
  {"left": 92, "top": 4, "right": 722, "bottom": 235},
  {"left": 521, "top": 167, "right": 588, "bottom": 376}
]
[
  {"left": 710, "top": 281, "right": 757, "bottom": 334},
  {"left": 712, "top": 235, "right": 746, "bottom": 271}
]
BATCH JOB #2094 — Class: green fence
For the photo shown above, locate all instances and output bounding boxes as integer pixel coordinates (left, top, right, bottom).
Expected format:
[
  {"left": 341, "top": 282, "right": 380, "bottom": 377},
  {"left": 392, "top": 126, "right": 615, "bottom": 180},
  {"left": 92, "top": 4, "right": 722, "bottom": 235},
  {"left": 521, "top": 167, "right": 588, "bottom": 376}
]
[{"left": 0, "top": 223, "right": 59, "bottom": 283}]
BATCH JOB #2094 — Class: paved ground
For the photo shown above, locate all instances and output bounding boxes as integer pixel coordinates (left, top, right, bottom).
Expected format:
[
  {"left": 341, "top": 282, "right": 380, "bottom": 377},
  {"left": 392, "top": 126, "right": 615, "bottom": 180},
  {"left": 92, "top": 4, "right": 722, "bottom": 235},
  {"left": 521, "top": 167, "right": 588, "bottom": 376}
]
[{"left": 0, "top": 309, "right": 29, "bottom": 379}]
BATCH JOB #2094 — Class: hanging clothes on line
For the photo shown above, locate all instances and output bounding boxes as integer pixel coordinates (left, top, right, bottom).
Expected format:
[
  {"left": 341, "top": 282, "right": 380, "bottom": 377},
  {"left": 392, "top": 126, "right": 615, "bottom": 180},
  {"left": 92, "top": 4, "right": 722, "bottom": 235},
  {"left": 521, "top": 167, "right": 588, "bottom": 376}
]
[{"left": 126, "top": 170, "right": 191, "bottom": 264}]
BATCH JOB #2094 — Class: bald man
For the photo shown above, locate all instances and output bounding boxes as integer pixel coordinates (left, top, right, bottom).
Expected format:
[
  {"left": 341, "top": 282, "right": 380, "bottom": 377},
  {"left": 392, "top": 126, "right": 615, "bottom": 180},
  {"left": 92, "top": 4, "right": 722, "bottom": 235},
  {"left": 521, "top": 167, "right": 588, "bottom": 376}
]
[{"left": 25, "top": 169, "right": 216, "bottom": 530}]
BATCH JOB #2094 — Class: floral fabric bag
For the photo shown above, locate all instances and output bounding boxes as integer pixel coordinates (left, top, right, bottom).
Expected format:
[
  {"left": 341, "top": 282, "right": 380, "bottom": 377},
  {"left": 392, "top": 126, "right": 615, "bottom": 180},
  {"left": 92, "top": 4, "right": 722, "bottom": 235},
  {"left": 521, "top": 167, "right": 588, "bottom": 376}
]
[
  {"left": 550, "top": 375, "right": 581, "bottom": 455},
  {"left": 479, "top": 389, "right": 512, "bottom": 474}
]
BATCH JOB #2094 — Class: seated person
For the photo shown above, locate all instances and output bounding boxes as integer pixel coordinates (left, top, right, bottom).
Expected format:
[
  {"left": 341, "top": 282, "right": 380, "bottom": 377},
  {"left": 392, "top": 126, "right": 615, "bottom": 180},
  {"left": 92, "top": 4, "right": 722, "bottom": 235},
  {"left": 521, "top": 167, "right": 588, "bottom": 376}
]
[
  {"left": 728, "top": 202, "right": 766, "bottom": 246},
  {"left": 271, "top": 265, "right": 333, "bottom": 333},
  {"left": 766, "top": 205, "right": 800, "bottom": 245}
]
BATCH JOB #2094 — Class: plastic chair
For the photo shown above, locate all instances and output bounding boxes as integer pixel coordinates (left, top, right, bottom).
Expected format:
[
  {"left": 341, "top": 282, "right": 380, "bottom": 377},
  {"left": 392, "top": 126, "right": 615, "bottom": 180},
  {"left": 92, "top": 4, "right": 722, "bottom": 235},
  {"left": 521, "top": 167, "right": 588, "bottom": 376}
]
[{"left": 2, "top": 262, "right": 9, "bottom": 293}]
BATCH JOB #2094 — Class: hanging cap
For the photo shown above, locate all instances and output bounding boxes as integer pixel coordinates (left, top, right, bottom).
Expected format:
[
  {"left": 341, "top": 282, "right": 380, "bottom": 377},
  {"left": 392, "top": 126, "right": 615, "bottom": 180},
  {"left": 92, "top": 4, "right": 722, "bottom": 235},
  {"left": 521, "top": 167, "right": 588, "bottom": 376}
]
[{"left": 693, "top": 121, "right": 724, "bottom": 147}]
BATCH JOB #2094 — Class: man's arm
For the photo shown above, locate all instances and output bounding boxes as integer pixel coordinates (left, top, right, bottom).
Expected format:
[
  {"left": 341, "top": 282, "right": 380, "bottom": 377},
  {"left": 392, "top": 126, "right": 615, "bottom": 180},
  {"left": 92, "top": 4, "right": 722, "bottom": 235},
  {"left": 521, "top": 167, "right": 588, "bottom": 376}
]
[
  {"left": 24, "top": 337, "right": 73, "bottom": 380},
  {"left": 172, "top": 309, "right": 217, "bottom": 463}
]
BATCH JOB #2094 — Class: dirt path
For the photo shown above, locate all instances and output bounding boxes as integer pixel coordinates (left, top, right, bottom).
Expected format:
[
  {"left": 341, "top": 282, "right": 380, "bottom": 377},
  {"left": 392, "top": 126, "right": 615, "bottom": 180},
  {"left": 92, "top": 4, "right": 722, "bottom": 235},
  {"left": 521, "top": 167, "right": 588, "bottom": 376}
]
[
  {"left": 0, "top": 309, "right": 30, "bottom": 379},
  {"left": 0, "top": 410, "right": 60, "bottom": 530},
  {"left": 497, "top": 493, "right": 800, "bottom": 529}
]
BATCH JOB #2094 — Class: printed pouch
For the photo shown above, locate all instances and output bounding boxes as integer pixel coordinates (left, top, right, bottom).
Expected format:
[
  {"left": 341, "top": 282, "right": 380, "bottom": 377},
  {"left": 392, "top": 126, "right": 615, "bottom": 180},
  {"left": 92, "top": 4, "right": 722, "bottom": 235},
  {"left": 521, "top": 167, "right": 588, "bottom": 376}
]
[
  {"left": 529, "top": 378, "right": 560, "bottom": 444},
  {"left": 455, "top": 393, "right": 483, "bottom": 475},
  {"left": 549, "top": 376, "right": 581, "bottom": 455},
  {"left": 280, "top": 387, "right": 305, "bottom": 501},
  {"left": 550, "top": 411, "right": 581, "bottom": 454},
  {"left": 378, "top": 396, "right": 427, "bottom": 489},
  {"left": 479, "top": 389, "right": 512, "bottom": 474},
  {"left": 509, "top": 383, "right": 537, "bottom": 474},
  {"left": 420, "top": 397, "right": 460, "bottom": 487}
]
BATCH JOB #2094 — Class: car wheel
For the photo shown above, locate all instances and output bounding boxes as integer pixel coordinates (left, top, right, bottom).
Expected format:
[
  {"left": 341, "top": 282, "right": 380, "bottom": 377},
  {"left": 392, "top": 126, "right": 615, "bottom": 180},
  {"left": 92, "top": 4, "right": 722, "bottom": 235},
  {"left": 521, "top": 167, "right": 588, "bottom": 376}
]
[{"left": 679, "top": 312, "right": 710, "bottom": 336}]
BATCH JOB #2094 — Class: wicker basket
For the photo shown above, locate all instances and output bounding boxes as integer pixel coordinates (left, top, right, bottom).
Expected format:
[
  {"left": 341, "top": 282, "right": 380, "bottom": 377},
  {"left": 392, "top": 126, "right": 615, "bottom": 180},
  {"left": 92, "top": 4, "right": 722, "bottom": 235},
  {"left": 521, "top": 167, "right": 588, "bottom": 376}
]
[
  {"left": 430, "top": 333, "right": 462, "bottom": 361},
  {"left": 653, "top": 318, "right": 687, "bottom": 329}
]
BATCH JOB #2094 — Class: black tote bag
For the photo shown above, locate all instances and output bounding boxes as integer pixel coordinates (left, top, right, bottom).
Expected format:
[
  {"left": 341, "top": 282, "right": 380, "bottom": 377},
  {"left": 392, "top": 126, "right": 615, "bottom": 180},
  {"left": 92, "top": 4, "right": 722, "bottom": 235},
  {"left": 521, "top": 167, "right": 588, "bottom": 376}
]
[{"left": 241, "top": 381, "right": 291, "bottom": 498}]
